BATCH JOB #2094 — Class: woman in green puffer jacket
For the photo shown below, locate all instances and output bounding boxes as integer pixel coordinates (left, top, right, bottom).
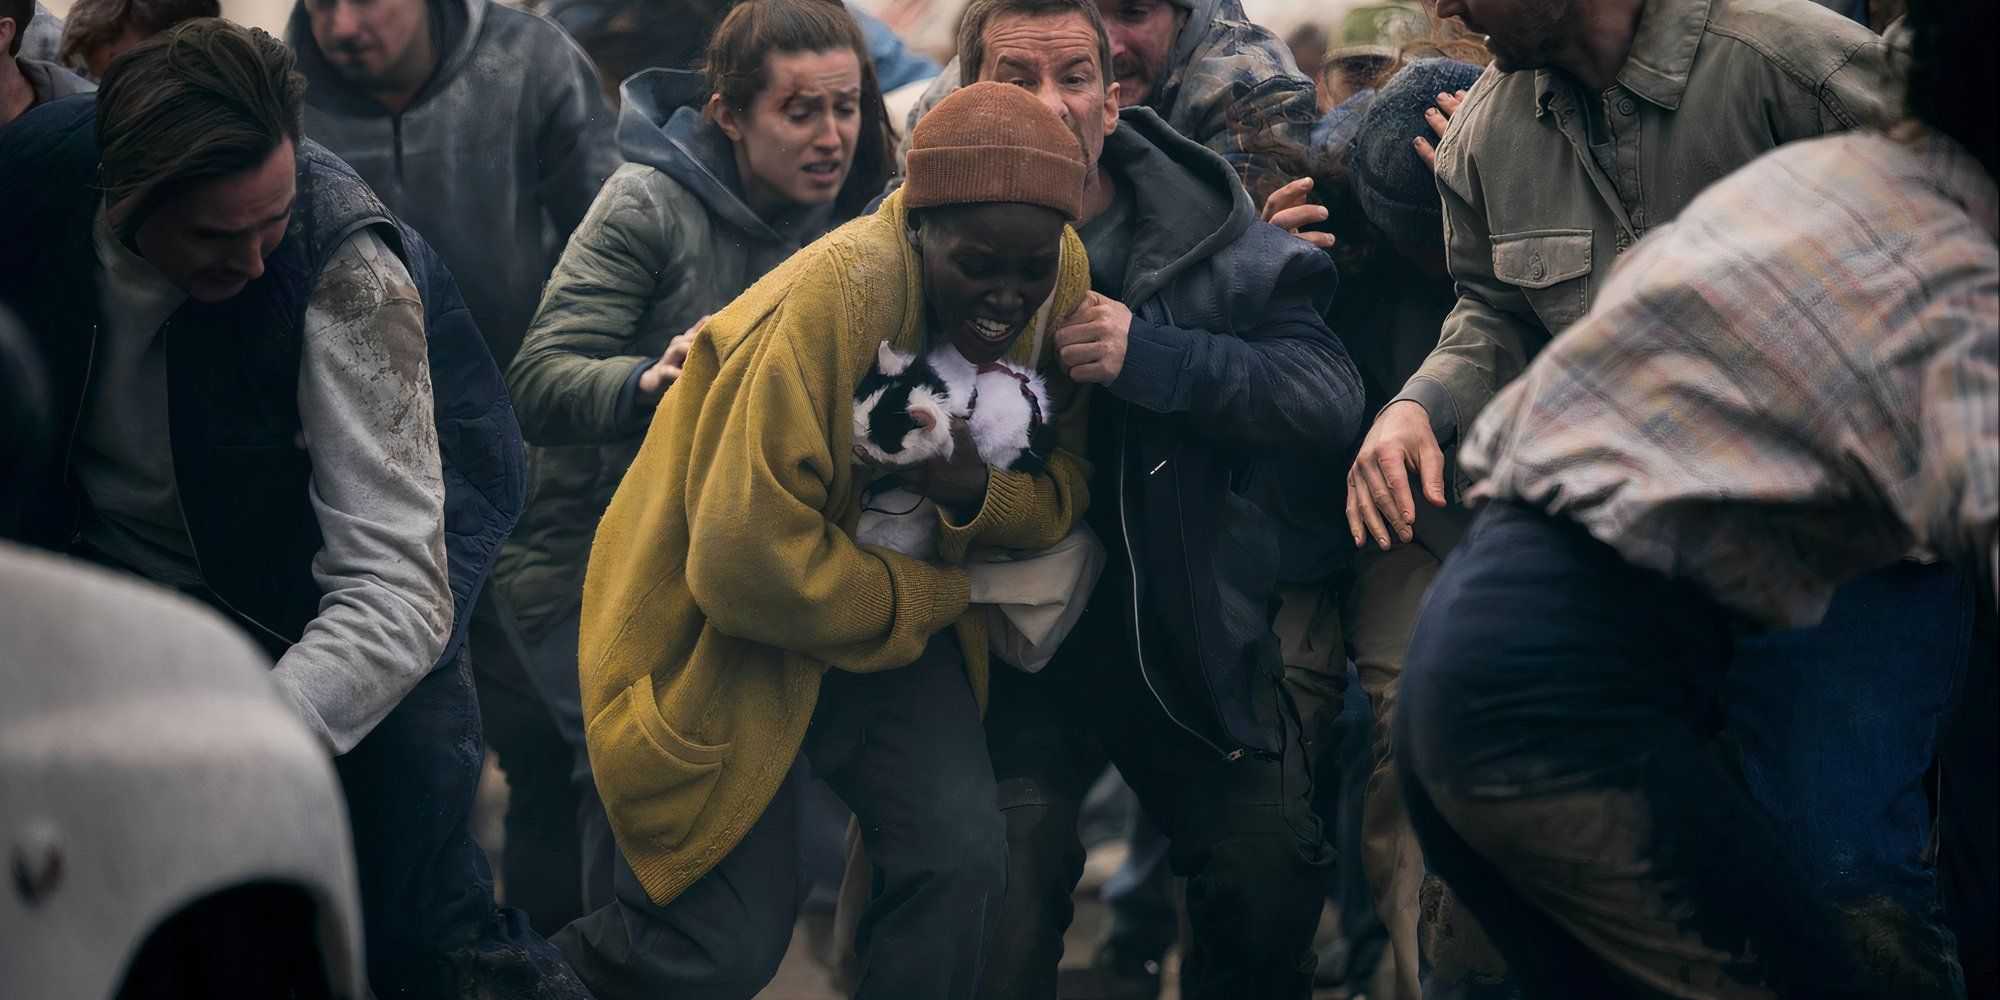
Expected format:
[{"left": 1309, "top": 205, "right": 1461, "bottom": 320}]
[{"left": 493, "top": 0, "right": 894, "bottom": 912}]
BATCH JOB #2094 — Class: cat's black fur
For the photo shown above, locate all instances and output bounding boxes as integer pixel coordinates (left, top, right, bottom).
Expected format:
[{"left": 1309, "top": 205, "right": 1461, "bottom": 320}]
[{"left": 854, "top": 352, "right": 951, "bottom": 462}]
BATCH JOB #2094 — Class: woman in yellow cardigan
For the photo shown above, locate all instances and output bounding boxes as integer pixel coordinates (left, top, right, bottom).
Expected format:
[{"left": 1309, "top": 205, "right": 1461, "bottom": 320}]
[{"left": 557, "top": 82, "right": 1096, "bottom": 1000}]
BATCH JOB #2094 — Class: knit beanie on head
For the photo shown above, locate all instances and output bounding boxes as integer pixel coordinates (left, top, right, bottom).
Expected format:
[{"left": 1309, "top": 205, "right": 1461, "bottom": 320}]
[
  {"left": 904, "top": 81, "right": 1087, "bottom": 221},
  {"left": 1309, "top": 87, "right": 1376, "bottom": 169},
  {"left": 1350, "top": 58, "right": 1484, "bottom": 261}
]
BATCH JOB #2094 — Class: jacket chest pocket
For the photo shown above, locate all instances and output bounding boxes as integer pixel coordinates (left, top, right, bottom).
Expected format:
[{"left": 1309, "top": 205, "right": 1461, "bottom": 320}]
[{"left": 1490, "top": 229, "right": 1593, "bottom": 333}]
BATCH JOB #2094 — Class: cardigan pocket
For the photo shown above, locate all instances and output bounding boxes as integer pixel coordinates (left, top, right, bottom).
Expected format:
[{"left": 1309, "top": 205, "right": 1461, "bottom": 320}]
[
  {"left": 1491, "top": 229, "right": 1593, "bottom": 333},
  {"left": 589, "top": 672, "right": 732, "bottom": 851}
]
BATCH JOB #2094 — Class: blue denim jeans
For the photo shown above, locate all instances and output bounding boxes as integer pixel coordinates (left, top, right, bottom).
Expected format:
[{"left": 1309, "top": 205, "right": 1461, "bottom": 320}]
[
  {"left": 1727, "top": 560, "right": 1971, "bottom": 915},
  {"left": 335, "top": 648, "right": 592, "bottom": 998},
  {"left": 1401, "top": 502, "right": 1967, "bottom": 999}
]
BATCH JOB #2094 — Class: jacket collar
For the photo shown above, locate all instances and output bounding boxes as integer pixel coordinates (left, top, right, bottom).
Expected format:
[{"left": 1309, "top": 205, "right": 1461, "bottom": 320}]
[
  {"left": 1535, "top": 0, "right": 1711, "bottom": 115},
  {"left": 615, "top": 68, "right": 835, "bottom": 247},
  {"left": 1099, "top": 107, "right": 1253, "bottom": 307}
]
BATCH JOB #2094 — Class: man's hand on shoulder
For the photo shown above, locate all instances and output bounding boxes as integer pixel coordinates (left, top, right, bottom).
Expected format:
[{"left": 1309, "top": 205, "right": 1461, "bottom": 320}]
[{"left": 1055, "top": 292, "right": 1132, "bottom": 385}]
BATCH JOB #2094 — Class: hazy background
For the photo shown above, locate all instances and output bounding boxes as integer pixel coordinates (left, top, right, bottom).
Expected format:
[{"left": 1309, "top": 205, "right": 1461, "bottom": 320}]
[
  {"left": 37, "top": 0, "right": 1376, "bottom": 65},
  {"left": 43, "top": 0, "right": 292, "bottom": 33}
]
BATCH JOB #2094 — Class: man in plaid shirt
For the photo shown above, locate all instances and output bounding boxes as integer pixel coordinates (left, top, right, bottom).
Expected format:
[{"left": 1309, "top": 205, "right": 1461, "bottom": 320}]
[{"left": 1396, "top": 0, "right": 1995, "bottom": 994}]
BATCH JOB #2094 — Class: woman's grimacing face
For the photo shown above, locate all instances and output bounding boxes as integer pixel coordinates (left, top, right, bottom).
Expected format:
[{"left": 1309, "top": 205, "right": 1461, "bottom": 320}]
[
  {"left": 713, "top": 48, "right": 864, "bottom": 212},
  {"left": 911, "top": 202, "right": 1068, "bottom": 365}
]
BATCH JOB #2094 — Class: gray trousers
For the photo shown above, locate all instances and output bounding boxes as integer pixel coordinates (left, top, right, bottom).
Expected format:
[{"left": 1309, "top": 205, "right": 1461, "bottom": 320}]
[{"left": 554, "top": 633, "right": 1007, "bottom": 1000}]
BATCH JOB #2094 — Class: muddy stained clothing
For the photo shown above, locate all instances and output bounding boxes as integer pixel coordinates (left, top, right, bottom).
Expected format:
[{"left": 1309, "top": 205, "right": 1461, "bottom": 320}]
[
  {"left": 1461, "top": 130, "right": 1998, "bottom": 628},
  {"left": 1407, "top": 130, "right": 1997, "bottom": 999},
  {"left": 1401, "top": 503, "right": 1972, "bottom": 1000},
  {"left": 72, "top": 212, "right": 452, "bottom": 755},
  {"left": 1394, "top": 0, "right": 1892, "bottom": 456},
  {"left": 906, "top": 0, "right": 1319, "bottom": 204},
  {"left": 290, "top": 0, "right": 619, "bottom": 371}
]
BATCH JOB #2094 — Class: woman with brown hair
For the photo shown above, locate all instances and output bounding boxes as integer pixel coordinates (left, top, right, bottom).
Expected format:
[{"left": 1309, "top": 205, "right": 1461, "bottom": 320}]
[{"left": 495, "top": 0, "right": 894, "bottom": 917}]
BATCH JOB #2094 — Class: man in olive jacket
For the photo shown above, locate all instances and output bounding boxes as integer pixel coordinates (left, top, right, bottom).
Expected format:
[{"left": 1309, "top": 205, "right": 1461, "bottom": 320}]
[{"left": 1342, "top": 0, "right": 1970, "bottom": 994}]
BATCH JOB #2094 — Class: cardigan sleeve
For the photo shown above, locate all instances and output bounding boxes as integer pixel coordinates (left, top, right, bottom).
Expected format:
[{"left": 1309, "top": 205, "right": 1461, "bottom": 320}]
[{"left": 681, "top": 324, "right": 970, "bottom": 673}]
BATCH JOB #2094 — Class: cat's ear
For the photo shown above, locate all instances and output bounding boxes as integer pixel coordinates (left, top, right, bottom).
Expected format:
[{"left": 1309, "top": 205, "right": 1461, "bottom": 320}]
[{"left": 876, "top": 340, "right": 912, "bottom": 376}]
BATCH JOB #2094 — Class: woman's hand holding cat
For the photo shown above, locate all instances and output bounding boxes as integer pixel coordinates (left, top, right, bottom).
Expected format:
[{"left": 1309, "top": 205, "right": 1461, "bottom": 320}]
[
  {"left": 911, "top": 417, "right": 990, "bottom": 513},
  {"left": 853, "top": 411, "right": 989, "bottom": 514}
]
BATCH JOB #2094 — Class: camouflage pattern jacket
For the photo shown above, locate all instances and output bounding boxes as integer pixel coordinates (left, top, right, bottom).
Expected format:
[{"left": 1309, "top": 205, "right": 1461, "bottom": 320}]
[{"left": 905, "top": 0, "right": 1317, "bottom": 203}]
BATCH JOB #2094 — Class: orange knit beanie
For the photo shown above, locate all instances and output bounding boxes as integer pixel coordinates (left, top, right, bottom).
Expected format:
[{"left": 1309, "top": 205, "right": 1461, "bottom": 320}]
[{"left": 904, "top": 81, "right": 1087, "bottom": 221}]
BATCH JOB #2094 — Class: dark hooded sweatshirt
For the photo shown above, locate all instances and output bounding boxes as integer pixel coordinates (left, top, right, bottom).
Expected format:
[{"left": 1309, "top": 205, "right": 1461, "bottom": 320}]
[
  {"left": 289, "top": 0, "right": 618, "bottom": 368},
  {"left": 496, "top": 68, "right": 843, "bottom": 641},
  {"left": 1080, "top": 107, "right": 1363, "bottom": 756}
]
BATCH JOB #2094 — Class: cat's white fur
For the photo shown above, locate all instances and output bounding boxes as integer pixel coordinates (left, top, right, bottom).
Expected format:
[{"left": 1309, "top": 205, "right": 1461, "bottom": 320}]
[{"left": 853, "top": 343, "right": 1050, "bottom": 559}]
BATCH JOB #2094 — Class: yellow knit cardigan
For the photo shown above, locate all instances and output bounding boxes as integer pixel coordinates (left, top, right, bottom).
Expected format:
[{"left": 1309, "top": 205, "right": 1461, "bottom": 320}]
[{"left": 577, "top": 190, "right": 1094, "bottom": 906}]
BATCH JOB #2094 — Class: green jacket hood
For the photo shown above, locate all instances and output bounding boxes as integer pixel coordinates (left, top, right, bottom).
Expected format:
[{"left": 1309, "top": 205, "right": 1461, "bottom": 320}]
[{"left": 617, "top": 68, "right": 833, "bottom": 246}]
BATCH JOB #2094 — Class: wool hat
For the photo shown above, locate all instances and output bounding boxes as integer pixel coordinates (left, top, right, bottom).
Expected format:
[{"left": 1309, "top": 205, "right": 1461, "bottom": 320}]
[
  {"left": 904, "top": 81, "right": 1087, "bottom": 221},
  {"left": 1349, "top": 57, "right": 1484, "bottom": 262},
  {"left": 1309, "top": 87, "right": 1376, "bottom": 168}
]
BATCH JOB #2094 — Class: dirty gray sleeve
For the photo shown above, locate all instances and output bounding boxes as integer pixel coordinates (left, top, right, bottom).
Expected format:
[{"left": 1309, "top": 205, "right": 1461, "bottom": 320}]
[{"left": 271, "top": 229, "right": 453, "bottom": 754}]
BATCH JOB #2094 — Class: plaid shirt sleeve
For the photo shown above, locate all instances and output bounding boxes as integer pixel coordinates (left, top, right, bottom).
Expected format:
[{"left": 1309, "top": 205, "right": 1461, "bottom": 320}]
[
  {"left": 1918, "top": 300, "right": 2000, "bottom": 604},
  {"left": 1461, "top": 131, "right": 1998, "bottom": 627}
]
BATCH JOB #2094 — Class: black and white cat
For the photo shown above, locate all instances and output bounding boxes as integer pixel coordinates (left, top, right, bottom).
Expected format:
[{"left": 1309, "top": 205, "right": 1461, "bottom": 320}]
[{"left": 852, "top": 341, "right": 1053, "bottom": 557}]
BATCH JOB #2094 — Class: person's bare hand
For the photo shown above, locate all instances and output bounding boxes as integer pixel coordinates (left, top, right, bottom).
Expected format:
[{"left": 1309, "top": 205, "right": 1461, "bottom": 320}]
[
  {"left": 1413, "top": 89, "right": 1471, "bottom": 172},
  {"left": 1345, "top": 400, "right": 1447, "bottom": 549},
  {"left": 1055, "top": 292, "right": 1132, "bottom": 384},
  {"left": 914, "top": 417, "right": 989, "bottom": 510},
  {"left": 1261, "top": 177, "right": 1336, "bottom": 250},
  {"left": 637, "top": 315, "right": 708, "bottom": 398},
  {"left": 852, "top": 412, "right": 987, "bottom": 512}
]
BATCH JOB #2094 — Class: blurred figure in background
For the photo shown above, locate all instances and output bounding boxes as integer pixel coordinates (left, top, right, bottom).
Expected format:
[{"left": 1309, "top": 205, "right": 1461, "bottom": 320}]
[
  {"left": 287, "top": 0, "right": 619, "bottom": 934},
  {"left": 545, "top": 0, "right": 729, "bottom": 99},
  {"left": 1281, "top": 19, "right": 1321, "bottom": 94},
  {"left": 18, "top": 0, "right": 62, "bottom": 60},
  {"left": 1313, "top": 0, "right": 1420, "bottom": 111},
  {"left": 544, "top": 0, "right": 930, "bottom": 106},
  {"left": 2, "top": 0, "right": 91, "bottom": 128},
  {"left": 498, "top": 0, "right": 894, "bottom": 918},
  {"left": 58, "top": 0, "right": 218, "bottom": 78}
]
